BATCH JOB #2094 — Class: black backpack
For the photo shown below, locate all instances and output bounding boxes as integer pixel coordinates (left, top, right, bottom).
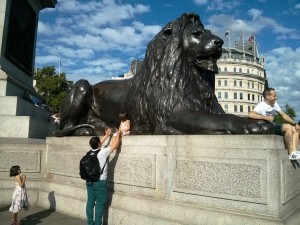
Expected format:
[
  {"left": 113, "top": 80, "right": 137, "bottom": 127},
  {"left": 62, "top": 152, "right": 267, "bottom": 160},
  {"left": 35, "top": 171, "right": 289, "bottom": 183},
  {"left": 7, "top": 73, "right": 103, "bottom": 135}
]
[{"left": 79, "top": 149, "right": 107, "bottom": 182}]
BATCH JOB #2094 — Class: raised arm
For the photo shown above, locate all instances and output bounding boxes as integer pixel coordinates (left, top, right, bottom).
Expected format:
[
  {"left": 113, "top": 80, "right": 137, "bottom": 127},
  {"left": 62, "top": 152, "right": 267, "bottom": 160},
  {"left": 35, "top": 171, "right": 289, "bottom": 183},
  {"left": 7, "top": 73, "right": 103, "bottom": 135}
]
[
  {"left": 110, "top": 131, "right": 121, "bottom": 152},
  {"left": 100, "top": 128, "right": 112, "bottom": 144}
]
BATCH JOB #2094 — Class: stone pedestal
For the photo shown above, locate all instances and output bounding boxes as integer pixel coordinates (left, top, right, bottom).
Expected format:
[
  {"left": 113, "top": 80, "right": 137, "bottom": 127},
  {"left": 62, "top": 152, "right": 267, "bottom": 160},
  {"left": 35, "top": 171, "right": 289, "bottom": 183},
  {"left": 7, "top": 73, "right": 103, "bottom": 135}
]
[
  {"left": 0, "top": 0, "right": 57, "bottom": 138},
  {"left": 0, "top": 135, "right": 300, "bottom": 225}
]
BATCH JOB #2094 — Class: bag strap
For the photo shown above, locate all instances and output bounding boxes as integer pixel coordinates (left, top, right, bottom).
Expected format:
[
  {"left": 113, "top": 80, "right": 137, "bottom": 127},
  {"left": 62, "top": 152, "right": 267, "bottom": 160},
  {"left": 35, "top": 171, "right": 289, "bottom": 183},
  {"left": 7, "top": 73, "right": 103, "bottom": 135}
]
[{"left": 100, "top": 157, "right": 109, "bottom": 174}]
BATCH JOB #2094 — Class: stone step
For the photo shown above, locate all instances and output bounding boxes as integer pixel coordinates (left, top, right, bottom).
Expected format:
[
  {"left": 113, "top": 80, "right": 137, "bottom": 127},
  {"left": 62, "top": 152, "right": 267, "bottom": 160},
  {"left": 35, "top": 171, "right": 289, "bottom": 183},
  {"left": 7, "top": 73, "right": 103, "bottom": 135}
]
[
  {"left": 0, "top": 96, "right": 51, "bottom": 120},
  {"left": 0, "top": 115, "right": 57, "bottom": 138}
]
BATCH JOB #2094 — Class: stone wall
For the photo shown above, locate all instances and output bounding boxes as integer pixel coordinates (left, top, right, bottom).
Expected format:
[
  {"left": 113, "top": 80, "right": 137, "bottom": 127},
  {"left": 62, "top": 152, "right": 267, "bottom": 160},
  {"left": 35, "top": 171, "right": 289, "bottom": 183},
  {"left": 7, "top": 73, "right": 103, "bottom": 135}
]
[
  {"left": 0, "top": 0, "right": 57, "bottom": 139},
  {"left": 0, "top": 135, "right": 300, "bottom": 225}
]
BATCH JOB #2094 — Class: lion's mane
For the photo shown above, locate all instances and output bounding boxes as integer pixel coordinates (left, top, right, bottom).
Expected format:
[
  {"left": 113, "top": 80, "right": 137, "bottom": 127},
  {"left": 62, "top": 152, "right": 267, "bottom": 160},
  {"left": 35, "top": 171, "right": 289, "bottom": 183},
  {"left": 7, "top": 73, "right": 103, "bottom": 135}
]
[{"left": 126, "top": 13, "right": 224, "bottom": 134}]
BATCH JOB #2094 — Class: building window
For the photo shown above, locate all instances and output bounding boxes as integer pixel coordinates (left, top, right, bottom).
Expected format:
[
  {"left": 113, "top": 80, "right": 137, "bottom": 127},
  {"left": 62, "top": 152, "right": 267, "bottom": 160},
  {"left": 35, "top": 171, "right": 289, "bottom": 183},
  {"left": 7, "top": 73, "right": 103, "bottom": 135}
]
[
  {"left": 234, "top": 92, "right": 237, "bottom": 99},
  {"left": 234, "top": 105, "right": 237, "bottom": 112},
  {"left": 247, "top": 69, "right": 249, "bottom": 73},
  {"left": 234, "top": 80, "right": 237, "bottom": 86},
  {"left": 219, "top": 67, "right": 221, "bottom": 72},
  {"left": 248, "top": 82, "right": 250, "bottom": 88},
  {"left": 224, "top": 67, "right": 227, "bottom": 72},
  {"left": 224, "top": 80, "right": 227, "bottom": 86},
  {"left": 240, "top": 105, "right": 243, "bottom": 112},
  {"left": 239, "top": 68, "right": 242, "bottom": 72},
  {"left": 252, "top": 94, "right": 255, "bottom": 101},
  {"left": 218, "top": 80, "right": 221, "bottom": 86},
  {"left": 248, "top": 106, "right": 251, "bottom": 112},
  {"left": 240, "top": 93, "right": 243, "bottom": 99},
  {"left": 224, "top": 104, "right": 228, "bottom": 112},
  {"left": 234, "top": 67, "right": 236, "bottom": 72},
  {"left": 239, "top": 81, "right": 242, "bottom": 87},
  {"left": 252, "top": 82, "right": 254, "bottom": 88},
  {"left": 218, "top": 92, "right": 221, "bottom": 99},
  {"left": 224, "top": 92, "right": 228, "bottom": 99},
  {"left": 248, "top": 94, "right": 250, "bottom": 100}
]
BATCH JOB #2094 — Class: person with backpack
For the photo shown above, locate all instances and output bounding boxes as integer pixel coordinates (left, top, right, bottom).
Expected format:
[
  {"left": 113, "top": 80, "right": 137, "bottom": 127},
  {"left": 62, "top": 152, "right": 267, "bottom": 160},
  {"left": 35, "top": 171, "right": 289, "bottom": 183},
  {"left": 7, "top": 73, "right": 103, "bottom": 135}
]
[{"left": 84, "top": 128, "right": 121, "bottom": 225}]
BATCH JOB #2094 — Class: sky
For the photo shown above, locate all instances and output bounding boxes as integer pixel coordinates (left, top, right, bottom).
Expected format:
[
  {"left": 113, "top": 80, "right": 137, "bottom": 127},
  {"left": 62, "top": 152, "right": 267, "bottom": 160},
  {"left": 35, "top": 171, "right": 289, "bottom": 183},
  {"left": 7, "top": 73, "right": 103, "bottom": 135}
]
[{"left": 35, "top": 0, "right": 300, "bottom": 120}]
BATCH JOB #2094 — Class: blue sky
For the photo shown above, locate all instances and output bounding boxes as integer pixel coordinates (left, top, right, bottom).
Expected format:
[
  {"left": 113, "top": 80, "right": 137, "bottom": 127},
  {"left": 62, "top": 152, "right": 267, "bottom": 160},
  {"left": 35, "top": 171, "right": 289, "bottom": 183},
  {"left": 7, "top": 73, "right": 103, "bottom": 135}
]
[{"left": 35, "top": 0, "right": 300, "bottom": 120}]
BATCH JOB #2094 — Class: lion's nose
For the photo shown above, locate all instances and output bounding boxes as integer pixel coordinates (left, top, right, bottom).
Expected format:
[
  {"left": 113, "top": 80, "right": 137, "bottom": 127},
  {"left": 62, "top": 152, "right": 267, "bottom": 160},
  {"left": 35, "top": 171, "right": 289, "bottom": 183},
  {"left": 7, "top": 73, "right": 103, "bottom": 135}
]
[{"left": 214, "top": 39, "right": 224, "bottom": 46}]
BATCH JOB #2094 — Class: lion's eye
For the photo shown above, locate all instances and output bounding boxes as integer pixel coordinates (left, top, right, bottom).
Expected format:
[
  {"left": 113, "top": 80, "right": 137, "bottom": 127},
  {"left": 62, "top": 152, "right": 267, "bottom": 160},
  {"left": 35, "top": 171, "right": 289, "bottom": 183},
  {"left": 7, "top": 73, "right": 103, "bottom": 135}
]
[{"left": 191, "top": 29, "right": 203, "bottom": 37}]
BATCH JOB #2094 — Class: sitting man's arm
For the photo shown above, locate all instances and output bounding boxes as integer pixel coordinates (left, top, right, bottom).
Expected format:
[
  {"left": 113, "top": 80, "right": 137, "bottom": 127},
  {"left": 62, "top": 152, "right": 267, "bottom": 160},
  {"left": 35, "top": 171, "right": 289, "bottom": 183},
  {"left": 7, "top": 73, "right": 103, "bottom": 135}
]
[
  {"left": 277, "top": 111, "right": 298, "bottom": 126},
  {"left": 248, "top": 111, "right": 274, "bottom": 123}
]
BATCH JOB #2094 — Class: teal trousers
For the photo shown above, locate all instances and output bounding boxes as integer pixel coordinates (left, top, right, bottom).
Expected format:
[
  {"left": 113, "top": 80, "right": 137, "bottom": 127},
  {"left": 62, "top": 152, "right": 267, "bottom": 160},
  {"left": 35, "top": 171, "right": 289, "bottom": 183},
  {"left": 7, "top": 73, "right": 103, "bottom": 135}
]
[{"left": 86, "top": 180, "right": 108, "bottom": 225}]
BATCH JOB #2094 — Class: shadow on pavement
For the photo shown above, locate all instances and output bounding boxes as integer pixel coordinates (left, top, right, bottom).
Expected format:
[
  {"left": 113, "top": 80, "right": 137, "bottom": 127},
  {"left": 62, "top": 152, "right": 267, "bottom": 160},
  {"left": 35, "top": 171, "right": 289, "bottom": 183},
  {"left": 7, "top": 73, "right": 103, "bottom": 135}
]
[
  {"left": 21, "top": 209, "right": 55, "bottom": 225},
  {"left": 21, "top": 190, "right": 56, "bottom": 225},
  {"left": 1, "top": 191, "right": 86, "bottom": 225},
  {"left": 0, "top": 205, "right": 10, "bottom": 213}
]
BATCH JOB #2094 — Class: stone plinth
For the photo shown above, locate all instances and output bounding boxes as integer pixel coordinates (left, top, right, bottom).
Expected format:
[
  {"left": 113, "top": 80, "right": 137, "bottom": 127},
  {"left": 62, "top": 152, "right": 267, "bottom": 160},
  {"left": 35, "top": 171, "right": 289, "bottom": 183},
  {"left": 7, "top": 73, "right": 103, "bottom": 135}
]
[
  {"left": 0, "top": 0, "right": 57, "bottom": 138},
  {"left": 0, "top": 135, "right": 299, "bottom": 225}
]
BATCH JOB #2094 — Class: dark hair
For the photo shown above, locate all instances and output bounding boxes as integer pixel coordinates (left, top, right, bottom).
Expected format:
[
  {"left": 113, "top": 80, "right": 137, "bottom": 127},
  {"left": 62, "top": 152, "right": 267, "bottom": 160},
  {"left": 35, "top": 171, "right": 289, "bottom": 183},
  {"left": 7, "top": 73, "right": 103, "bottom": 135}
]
[
  {"left": 89, "top": 136, "right": 100, "bottom": 149},
  {"left": 263, "top": 87, "right": 275, "bottom": 98},
  {"left": 119, "top": 112, "right": 128, "bottom": 120},
  {"left": 10, "top": 165, "right": 20, "bottom": 177}
]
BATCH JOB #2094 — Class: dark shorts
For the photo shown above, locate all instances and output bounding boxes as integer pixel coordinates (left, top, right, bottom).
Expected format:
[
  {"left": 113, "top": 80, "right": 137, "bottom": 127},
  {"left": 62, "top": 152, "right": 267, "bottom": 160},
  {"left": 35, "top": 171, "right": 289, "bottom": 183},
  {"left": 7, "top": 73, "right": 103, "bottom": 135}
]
[{"left": 273, "top": 123, "right": 283, "bottom": 136}]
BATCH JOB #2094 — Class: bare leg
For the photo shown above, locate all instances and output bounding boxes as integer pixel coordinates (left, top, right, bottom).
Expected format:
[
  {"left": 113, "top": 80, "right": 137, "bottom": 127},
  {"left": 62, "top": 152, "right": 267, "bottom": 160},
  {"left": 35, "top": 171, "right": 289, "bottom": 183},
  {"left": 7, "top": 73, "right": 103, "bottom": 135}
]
[
  {"left": 292, "top": 128, "right": 300, "bottom": 150},
  {"left": 12, "top": 212, "right": 18, "bottom": 224},
  {"left": 282, "top": 124, "right": 294, "bottom": 154}
]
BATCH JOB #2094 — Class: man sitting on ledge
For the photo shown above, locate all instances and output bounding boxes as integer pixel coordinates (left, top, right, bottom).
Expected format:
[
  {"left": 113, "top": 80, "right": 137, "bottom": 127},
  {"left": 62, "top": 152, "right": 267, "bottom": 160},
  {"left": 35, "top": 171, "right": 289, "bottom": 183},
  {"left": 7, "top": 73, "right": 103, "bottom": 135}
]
[{"left": 248, "top": 87, "right": 300, "bottom": 160}]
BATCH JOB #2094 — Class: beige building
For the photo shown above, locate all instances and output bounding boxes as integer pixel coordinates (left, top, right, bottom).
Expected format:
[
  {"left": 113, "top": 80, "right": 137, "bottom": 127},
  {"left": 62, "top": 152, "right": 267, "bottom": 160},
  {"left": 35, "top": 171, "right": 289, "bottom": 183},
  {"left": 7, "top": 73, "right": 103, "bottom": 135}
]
[
  {"left": 112, "top": 59, "right": 143, "bottom": 80},
  {"left": 215, "top": 40, "right": 267, "bottom": 116}
]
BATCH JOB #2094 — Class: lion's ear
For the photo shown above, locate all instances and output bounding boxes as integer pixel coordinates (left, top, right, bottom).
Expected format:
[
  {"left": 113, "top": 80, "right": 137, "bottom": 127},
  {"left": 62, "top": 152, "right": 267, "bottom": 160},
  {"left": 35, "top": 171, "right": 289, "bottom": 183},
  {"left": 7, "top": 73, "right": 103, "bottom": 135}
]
[{"left": 163, "top": 28, "right": 173, "bottom": 41}]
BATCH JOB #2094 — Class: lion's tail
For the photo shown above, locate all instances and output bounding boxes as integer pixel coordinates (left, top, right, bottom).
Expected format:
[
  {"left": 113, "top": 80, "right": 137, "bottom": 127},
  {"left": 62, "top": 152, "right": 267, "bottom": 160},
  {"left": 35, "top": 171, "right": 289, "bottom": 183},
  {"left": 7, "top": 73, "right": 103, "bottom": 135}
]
[{"left": 52, "top": 124, "right": 95, "bottom": 137}]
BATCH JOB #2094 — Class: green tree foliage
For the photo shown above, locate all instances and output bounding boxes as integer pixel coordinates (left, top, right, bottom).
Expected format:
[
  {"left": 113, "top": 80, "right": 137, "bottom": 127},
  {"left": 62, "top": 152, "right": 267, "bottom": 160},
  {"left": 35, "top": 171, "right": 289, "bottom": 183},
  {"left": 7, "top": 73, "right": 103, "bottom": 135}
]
[
  {"left": 34, "top": 66, "right": 73, "bottom": 112},
  {"left": 274, "top": 103, "right": 297, "bottom": 124}
]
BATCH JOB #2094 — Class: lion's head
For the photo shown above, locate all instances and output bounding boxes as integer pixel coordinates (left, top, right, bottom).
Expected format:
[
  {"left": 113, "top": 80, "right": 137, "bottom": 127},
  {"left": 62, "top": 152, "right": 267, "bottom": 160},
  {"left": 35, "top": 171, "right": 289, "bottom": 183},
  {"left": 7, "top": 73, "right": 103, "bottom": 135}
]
[
  {"left": 126, "top": 13, "right": 224, "bottom": 134},
  {"left": 157, "top": 13, "right": 223, "bottom": 73}
]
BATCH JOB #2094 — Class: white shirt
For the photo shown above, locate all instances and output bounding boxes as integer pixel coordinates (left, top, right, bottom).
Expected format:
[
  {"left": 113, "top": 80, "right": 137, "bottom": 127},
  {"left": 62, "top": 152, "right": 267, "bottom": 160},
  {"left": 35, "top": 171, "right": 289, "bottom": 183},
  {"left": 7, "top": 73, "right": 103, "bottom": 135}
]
[
  {"left": 91, "top": 147, "right": 111, "bottom": 180},
  {"left": 253, "top": 101, "right": 281, "bottom": 116}
]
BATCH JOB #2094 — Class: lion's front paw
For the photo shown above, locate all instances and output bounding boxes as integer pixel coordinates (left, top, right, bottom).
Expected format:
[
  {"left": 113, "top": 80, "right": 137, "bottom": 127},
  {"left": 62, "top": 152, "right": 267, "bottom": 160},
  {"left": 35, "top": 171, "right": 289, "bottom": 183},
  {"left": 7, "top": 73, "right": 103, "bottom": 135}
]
[{"left": 246, "top": 121, "right": 273, "bottom": 134}]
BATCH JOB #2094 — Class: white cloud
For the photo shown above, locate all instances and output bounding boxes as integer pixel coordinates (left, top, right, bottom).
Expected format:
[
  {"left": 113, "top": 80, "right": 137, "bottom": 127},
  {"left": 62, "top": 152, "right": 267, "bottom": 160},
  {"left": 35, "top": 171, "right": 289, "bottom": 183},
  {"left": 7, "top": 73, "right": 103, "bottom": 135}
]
[
  {"left": 295, "top": 3, "right": 300, "bottom": 9},
  {"left": 194, "top": 0, "right": 208, "bottom": 5},
  {"left": 57, "top": 0, "right": 103, "bottom": 13},
  {"left": 36, "top": 0, "right": 154, "bottom": 82},
  {"left": 207, "top": 0, "right": 241, "bottom": 11},
  {"left": 264, "top": 47, "right": 300, "bottom": 119},
  {"left": 246, "top": 8, "right": 297, "bottom": 40},
  {"left": 57, "top": 0, "right": 150, "bottom": 28},
  {"left": 194, "top": 0, "right": 241, "bottom": 10},
  {"left": 206, "top": 8, "right": 299, "bottom": 44},
  {"left": 37, "top": 21, "right": 50, "bottom": 35},
  {"left": 35, "top": 55, "right": 60, "bottom": 65}
]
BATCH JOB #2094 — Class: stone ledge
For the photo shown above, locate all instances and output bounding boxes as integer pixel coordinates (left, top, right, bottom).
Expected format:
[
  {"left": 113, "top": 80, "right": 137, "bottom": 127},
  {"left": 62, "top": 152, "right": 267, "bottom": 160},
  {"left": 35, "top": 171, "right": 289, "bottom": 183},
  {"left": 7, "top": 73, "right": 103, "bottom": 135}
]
[{"left": 0, "top": 135, "right": 299, "bottom": 225}]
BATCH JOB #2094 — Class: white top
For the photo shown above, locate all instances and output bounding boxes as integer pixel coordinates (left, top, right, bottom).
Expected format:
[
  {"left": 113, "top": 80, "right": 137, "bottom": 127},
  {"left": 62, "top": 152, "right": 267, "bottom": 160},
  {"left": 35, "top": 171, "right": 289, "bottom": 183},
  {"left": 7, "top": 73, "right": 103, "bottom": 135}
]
[
  {"left": 253, "top": 101, "right": 281, "bottom": 116},
  {"left": 91, "top": 147, "right": 111, "bottom": 180}
]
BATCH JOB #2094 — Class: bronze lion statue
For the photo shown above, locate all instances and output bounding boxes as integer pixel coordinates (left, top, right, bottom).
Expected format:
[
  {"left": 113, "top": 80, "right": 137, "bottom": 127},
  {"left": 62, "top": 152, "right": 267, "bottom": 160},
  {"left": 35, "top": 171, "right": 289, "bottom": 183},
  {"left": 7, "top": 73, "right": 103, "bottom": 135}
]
[{"left": 54, "top": 13, "right": 273, "bottom": 136}]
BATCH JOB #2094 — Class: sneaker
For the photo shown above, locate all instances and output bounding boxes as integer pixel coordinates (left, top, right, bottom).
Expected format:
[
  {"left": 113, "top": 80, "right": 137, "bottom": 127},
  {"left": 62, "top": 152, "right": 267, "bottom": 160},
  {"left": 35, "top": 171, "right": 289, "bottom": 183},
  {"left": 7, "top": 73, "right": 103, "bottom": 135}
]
[
  {"left": 289, "top": 152, "right": 300, "bottom": 160},
  {"left": 297, "top": 150, "right": 300, "bottom": 155}
]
